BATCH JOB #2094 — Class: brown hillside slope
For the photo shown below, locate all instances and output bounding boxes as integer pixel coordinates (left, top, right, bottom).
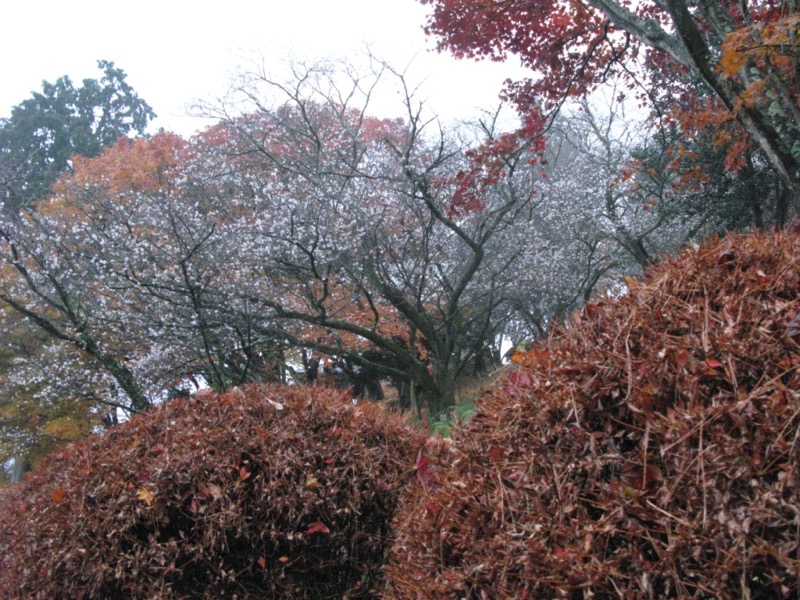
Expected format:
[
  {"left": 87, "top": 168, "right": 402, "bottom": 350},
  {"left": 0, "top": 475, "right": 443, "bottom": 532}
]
[{"left": 386, "top": 227, "right": 800, "bottom": 598}]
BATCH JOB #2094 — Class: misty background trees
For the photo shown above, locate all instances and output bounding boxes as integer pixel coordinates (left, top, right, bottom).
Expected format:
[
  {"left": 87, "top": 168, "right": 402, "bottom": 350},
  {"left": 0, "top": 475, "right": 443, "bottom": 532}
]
[{"left": 1, "top": 0, "right": 798, "bottom": 482}]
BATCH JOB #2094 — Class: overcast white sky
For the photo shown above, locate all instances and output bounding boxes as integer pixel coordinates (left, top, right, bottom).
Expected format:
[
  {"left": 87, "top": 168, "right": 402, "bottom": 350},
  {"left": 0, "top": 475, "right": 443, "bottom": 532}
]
[{"left": 1, "top": 0, "right": 527, "bottom": 136}]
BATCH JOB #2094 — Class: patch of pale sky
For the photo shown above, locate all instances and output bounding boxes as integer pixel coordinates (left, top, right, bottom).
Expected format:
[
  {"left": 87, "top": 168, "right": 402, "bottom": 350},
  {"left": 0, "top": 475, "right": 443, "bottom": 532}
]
[{"left": 1, "top": 0, "right": 529, "bottom": 137}]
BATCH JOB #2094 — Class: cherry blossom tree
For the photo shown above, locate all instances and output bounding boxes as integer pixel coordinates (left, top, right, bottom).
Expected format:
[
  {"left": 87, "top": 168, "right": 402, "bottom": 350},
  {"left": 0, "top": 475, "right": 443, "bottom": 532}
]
[
  {"left": 4, "top": 60, "right": 698, "bottom": 423},
  {"left": 201, "top": 60, "right": 550, "bottom": 414}
]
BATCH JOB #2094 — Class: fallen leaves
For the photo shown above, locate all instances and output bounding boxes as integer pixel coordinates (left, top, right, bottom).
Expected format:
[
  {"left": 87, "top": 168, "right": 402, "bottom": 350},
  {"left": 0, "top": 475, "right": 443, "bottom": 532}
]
[
  {"left": 386, "top": 228, "right": 800, "bottom": 598},
  {"left": 305, "top": 521, "right": 330, "bottom": 536},
  {"left": 201, "top": 482, "right": 223, "bottom": 500},
  {"left": 414, "top": 450, "right": 436, "bottom": 491},
  {"left": 304, "top": 475, "right": 322, "bottom": 489},
  {"left": 137, "top": 488, "right": 155, "bottom": 506},
  {"left": 0, "top": 384, "right": 423, "bottom": 598},
  {"left": 786, "top": 313, "right": 800, "bottom": 342}
]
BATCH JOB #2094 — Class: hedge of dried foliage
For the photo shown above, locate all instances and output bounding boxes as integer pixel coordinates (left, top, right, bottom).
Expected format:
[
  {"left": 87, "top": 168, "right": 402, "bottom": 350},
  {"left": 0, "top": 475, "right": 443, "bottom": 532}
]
[
  {"left": 0, "top": 385, "right": 422, "bottom": 598},
  {"left": 385, "top": 228, "right": 800, "bottom": 598}
]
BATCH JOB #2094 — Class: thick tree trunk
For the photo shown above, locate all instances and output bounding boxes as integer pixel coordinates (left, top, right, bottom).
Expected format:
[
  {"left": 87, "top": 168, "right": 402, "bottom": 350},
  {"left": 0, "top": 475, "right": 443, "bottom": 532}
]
[
  {"left": 78, "top": 336, "right": 150, "bottom": 412},
  {"left": 0, "top": 292, "right": 151, "bottom": 413},
  {"left": 91, "top": 347, "right": 151, "bottom": 412},
  {"left": 418, "top": 366, "right": 456, "bottom": 417},
  {"left": 11, "top": 456, "right": 31, "bottom": 483}
]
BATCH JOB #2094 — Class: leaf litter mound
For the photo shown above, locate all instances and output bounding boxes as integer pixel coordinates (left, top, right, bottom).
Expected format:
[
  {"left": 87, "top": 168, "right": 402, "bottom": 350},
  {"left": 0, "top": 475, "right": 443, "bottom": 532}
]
[
  {"left": 385, "top": 227, "right": 800, "bottom": 598},
  {"left": 0, "top": 384, "right": 422, "bottom": 599}
]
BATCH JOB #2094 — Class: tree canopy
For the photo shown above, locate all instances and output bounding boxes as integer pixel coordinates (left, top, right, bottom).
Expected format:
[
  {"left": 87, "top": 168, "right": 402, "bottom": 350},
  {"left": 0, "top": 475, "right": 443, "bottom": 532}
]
[
  {"left": 419, "top": 0, "right": 800, "bottom": 223},
  {"left": 0, "top": 60, "right": 155, "bottom": 210},
  {"left": 1, "top": 15, "right": 796, "bottom": 479}
]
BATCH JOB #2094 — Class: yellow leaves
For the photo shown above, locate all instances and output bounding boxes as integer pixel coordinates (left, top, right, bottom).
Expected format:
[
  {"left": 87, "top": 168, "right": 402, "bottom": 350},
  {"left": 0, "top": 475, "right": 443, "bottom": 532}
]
[
  {"left": 510, "top": 346, "right": 549, "bottom": 371},
  {"left": 67, "top": 133, "right": 187, "bottom": 195},
  {"left": 719, "top": 14, "right": 800, "bottom": 78},
  {"left": 41, "top": 417, "right": 87, "bottom": 441},
  {"left": 137, "top": 487, "right": 155, "bottom": 506},
  {"left": 200, "top": 482, "right": 223, "bottom": 500},
  {"left": 0, "top": 403, "right": 18, "bottom": 420},
  {"left": 719, "top": 43, "right": 746, "bottom": 77},
  {"left": 262, "top": 396, "right": 284, "bottom": 411},
  {"left": 623, "top": 275, "right": 639, "bottom": 291},
  {"left": 304, "top": 475, "right": 322, "bottom": 489},
  {"left": 738, "top": 79, "right": 768, "bottom": 111}
]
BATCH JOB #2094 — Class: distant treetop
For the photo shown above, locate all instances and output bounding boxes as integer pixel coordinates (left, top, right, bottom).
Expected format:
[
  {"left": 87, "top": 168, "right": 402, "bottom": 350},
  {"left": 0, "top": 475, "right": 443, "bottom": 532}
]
[{"left": 0, "top": 60, "right": 155, "bottom": 210}]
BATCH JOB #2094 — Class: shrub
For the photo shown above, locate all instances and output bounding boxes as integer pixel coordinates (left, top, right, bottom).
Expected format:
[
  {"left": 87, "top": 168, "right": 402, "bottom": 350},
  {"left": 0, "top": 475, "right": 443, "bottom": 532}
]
[
  {"left": 385, "top": 228, "right": 800, "bottom": 598},
  {"left": 0, "top": 384, "right": 422, "bottom": 598}
]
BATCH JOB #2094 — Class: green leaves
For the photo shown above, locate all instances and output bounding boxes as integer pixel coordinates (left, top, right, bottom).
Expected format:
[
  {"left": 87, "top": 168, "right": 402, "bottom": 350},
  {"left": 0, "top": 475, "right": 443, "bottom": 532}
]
[{"left": 0, "top": 60, "right": 155, "bottom": 209}]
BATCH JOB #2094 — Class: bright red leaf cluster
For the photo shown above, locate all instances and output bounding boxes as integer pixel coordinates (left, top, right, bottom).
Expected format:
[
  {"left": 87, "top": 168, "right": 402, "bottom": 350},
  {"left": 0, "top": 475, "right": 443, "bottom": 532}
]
[
  {"left": 449, "top": 110, "right": 547, "bottom": 214},
  {"left": 420, "top": 0, "right": 612, "bottom": 105}
]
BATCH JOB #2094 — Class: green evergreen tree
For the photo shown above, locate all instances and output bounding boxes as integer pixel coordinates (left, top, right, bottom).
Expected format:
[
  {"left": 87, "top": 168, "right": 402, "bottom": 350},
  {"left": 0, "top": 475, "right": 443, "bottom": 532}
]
[{"left": 0, "top": 60, "right": 155, "bottom": 209}]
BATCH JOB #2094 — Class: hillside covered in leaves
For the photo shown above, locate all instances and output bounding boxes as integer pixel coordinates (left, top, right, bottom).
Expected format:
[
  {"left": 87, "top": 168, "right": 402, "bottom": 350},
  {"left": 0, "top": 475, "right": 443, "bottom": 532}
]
[{"left": 386, "top": 226, "right": 800, "bottom": 597}]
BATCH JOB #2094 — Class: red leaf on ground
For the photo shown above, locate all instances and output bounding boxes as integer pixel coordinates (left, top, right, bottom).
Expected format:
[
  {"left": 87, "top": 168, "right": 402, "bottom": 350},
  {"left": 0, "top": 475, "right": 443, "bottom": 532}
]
[
  {"left": 415, "top": 450, "right": 436, "bottom": 490},
  {"left": 306, "top": 521, "right": 330, "bottom": 535},
  {"left": 675, "top": 349, "right": 690, "bottom": 367}
]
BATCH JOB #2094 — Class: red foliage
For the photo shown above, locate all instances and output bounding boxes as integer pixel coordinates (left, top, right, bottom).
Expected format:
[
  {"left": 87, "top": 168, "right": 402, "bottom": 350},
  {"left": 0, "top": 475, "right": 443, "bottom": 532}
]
[
  {"left": 0, "top": 385, "right": 423, "bottom": 599},
  {"left": 420, "top": 0, "right": 611, "bottom": 105},
  {"left": 449, "top": 110, "right": 546, "bottom": 215},
  {"left": 420, "top": 0, "right": 800, "bottom": 200},
  {"left": 385, "top": 226, "right": 800, "bottom": 597}
]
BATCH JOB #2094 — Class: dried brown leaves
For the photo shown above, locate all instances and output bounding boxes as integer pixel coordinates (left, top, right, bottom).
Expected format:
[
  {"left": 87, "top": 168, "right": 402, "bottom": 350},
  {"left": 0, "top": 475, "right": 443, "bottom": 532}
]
[
  {"left": 0, "top": 384, "right": 422, "bottom": 599},
  {"left": 385, "top": 227, "right": 800, "bottom": 598}
]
